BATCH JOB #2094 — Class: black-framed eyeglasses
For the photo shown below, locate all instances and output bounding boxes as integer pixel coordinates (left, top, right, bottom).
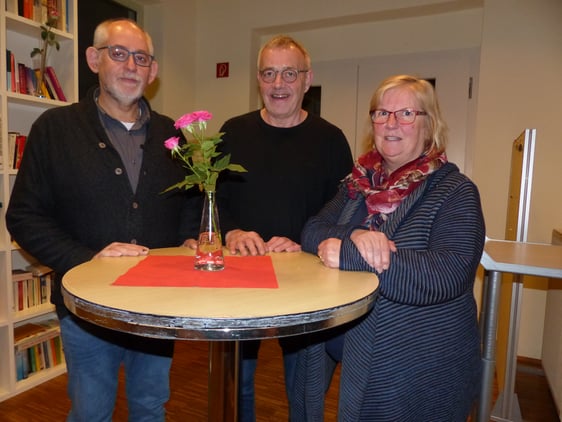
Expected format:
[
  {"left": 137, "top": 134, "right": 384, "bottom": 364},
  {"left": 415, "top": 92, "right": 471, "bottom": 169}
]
[
  {"left": 97, "top": 45, "right": 154, "bottom": 67},
  {"left": 258, "top": 67, "right": 309, "bottom": 83},
  {"left": 370, "top": 108, "right": 427, "bottom": 125}
]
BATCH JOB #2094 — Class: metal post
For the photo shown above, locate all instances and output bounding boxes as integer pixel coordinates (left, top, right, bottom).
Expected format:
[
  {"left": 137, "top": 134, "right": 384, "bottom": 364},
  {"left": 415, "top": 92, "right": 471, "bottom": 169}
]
[
  {"left": 478, "top": 270, "right": 502, "bottom": 422},
  {"left": 208, "top": 341, "right": 239, "bottom": 421}
]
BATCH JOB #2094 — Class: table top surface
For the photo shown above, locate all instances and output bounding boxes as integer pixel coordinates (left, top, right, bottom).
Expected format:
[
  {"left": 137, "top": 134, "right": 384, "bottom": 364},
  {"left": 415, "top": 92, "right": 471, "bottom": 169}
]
[
  {"left": 62, "top": 248, "right": 379, "bottom": 340},
  {"left": 481, "top": 238, "right": 562, "bottom": 279}
]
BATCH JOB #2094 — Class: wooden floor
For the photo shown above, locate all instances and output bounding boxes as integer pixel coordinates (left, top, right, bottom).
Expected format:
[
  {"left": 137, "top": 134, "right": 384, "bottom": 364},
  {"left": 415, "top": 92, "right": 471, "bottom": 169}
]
[{"left": 0, "top": 339, "right": 558, "bottom": 421}]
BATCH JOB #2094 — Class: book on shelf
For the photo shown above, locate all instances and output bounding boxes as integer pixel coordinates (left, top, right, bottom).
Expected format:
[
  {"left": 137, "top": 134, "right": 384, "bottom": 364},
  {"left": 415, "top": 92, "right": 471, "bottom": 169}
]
[
  {"left": 10, "top": 50, "right": 16, "bottom": 92},
  {"left": 13, "top": 134, "right": 27, "bottom": 170},
  {"left": 12, "top": 265, "right": 52, "bottom": 311},
  {"left": 3, "top": 50, "right": 65, "bottom": 100},
  {"left": 5, "top": 50, "right": 11, "bottom": 91},
  {"left": 11, "top": 269, "right": 33, "bottom": 283},
  {"left": 12, "top": 269, "right": 33, "bottom": 312},
  {"left": 34, "top": 0, "right": 49, "bottom": 23},
  {"left": 14, "top": 318, "right": 63, "bottom": 380},
  {"left": 45, "top": 66, "right": 66, "bottom": 101},
  {"left": 18, "top": 0, "right": 34, "bottom": 19},
  {"left": 26, "top": 67, "right": 36, "bottom": 96},
  {"left": 17, "top": 63, "right": 28, "bottom": 95},
  {"left": 26, "top": 263, "right": 53, "bottom": 277},
  {"left": 14, "top": 318, "right": 60, "bottom": 349},
  {"left": 26, "top": 263, "right": 53, "bottom": 305},
  {"left": 7, "top": 131, "right": 19, "bottom": 170},
  {"left": 41, "top": 70, "right": 57, "bottom": 100},
  {"left": 34, "top": 69, "right": 52, "bottom": 99},
  {"left": 17, "top": 0, "right": 67, "bottom": 30}
]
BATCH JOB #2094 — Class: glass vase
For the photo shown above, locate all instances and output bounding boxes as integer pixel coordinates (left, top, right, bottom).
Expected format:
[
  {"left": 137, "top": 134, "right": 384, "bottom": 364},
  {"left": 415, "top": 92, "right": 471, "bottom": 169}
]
[
  {"left": 195, "top": 190, "right": 224, "bottom": 271},
  {"left": 33, "top": 55, "right": 47, "bottom": 98}
]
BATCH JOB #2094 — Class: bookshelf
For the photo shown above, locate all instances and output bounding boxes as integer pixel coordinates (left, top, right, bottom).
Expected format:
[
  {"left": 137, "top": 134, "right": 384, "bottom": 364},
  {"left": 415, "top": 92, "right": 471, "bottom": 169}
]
[{"left": 0, "top": 0, "right": 77, "bottom": 401}]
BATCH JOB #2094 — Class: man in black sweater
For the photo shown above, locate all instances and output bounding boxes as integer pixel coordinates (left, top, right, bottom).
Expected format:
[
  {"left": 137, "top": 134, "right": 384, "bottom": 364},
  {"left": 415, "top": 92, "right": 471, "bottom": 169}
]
[{"left": 217, "top": 35, "right": 353, "bottom": 421}]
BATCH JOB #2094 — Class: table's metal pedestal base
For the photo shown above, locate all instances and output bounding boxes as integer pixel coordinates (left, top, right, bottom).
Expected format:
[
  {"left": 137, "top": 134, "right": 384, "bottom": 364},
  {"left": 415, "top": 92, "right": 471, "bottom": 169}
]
[
  {"left": 491, "top": 392, "right": 522, "bottom": 422},
  {"left": 209, "top": 341, "right": 239, "bottom": 422},
  {"left": 477, "top": 270, "right": 524, "bottom": 422},
  {"left": 489, "top": 275, "right": 524, "bottom": 422},
  {"left": 477, "top": 270, "right": 502, "bottom": 422}
]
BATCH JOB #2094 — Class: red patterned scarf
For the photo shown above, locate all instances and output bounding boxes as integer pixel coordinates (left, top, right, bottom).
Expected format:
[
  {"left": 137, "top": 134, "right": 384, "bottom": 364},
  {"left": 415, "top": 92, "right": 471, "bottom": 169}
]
[{"left": 346, "top": 149, "right": 447, "bottom": 229}]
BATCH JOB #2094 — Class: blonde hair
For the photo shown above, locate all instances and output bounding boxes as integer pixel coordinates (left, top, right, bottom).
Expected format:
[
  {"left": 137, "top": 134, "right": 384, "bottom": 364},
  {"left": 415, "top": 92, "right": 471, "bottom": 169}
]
[{"left": 368, "top": 74, "right": 448, "bottom": 154}]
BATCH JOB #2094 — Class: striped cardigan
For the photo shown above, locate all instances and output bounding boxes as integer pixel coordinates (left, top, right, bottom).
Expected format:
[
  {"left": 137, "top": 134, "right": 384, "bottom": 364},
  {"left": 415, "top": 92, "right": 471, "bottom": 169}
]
[{"left": 292, "top": 162, "right": 485, "bottom": 421}]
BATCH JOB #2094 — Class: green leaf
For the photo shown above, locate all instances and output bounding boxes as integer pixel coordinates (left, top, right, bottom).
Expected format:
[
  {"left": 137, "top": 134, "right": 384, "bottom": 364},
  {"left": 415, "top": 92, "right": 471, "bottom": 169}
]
[
  {"left": 161, "top": 179, "right": 196, "bottom": 193},
  {"left": 207, "top": 173, "right": 215, "bottom": 188},
  {"left": 213, "top": 155, "right": 230, "bottom": 171},
  {"left": 227, "top": 163, "right": 248, "bottom": 172}
]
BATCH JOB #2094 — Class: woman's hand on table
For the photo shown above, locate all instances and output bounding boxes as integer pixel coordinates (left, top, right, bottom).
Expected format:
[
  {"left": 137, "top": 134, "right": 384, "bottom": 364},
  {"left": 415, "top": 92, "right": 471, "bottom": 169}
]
[
  {"left": 350, "top": 229, "right": 396, "bottom": 273},
  {"left": 317, "top": 238, "right": 341, "bottom": 268},
  {"left": 93, "top": 242, "right": 149, "bottom": 258}
]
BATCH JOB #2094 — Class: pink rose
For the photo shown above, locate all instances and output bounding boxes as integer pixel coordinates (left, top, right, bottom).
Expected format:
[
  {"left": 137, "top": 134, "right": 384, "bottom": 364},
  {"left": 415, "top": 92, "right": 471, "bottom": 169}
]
[
  {"left": 164, "top": 136, "right": 180, "bottom": 150},
  {"left": 174, "top": 110, "right": 213, "bottom": 129}
]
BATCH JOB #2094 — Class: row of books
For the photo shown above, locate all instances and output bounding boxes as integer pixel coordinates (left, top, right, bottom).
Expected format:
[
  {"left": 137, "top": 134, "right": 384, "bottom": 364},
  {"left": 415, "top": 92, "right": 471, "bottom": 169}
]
[
  {"left": 7, "top": 131, "right": 26, "bottom": 170},
  {"left": 5, "top": 50, "right": 66, "bottom": 101},
  {"left": 12, "top": 264, "right": 53, "bottom": 312},
  {"left": 14, "top": 318, "right": 64, "bottom": 381},
  {"left": 15, "top": 0, "right": 68, "bottom": 32}
]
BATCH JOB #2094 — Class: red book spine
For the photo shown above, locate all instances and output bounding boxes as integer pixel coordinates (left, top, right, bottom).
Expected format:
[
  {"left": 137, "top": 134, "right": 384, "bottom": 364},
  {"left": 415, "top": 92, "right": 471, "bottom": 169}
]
[
  {"left": 17, "top": 281, "right": 24, "bottom": 311},
  {"left": 17, "top": 63, "right": 27, "bottom": 94},
  {"left": 45, "top": 66, "right": 66, "bottom": 101},
  {"left": 23, "top": 0, "right": 33, "bottom": 18},
  {"left": 14, "top": 135, "right": 27, "bottom": 169}
]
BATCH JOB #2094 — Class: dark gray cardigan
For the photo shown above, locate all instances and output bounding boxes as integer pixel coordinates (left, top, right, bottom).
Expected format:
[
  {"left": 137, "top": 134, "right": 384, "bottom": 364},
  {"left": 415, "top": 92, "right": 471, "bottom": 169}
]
[
  {"left": 292, "top": 163, "right": 485, "bottom": 421},
  {"left": 6, "top": 88, "right": 201, "bottom": 309}
]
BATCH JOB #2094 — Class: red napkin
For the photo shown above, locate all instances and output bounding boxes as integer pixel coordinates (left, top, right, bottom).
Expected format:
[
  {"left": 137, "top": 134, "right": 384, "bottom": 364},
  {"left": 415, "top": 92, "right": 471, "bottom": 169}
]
[{"left": 112, "top": 255, "right": 278, "bottom": 288}]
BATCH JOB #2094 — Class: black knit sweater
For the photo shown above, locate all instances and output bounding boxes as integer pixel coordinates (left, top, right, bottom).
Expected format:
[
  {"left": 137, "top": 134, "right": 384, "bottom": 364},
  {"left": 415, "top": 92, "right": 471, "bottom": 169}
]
[
  {"left": 6, "top": 88, "right": 201, "bottom": 307},
  {"left": 217, "top": 110, "right": 353, "bottom": 243}
]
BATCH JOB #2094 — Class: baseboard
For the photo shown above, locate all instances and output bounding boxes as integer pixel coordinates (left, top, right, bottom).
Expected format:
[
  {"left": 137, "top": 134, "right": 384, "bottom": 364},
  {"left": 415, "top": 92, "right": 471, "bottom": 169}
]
[{"left": 517, "top": 356, "right": 545, "bottom": 375}]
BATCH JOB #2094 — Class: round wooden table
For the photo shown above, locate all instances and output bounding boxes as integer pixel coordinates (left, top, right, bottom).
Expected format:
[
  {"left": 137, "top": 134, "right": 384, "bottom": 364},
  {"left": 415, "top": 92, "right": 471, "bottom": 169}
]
[{"left": 62, "top": 247, "right": 378, "bottom": 421}]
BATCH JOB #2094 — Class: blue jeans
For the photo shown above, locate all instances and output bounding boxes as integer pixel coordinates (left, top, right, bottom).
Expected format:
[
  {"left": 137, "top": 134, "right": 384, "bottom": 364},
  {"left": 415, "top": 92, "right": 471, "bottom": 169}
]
[
  {"left": 238, "top": 337, "right": 301, "bottom": 422},
  {"left": 59, "top": 310, "right": 174, "bottom": 422}
]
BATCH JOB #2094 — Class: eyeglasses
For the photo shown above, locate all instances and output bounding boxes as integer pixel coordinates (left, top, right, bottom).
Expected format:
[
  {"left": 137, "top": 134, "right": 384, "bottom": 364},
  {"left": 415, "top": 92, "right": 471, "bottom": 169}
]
[
  {"left": 258, "top": 67, "right": 309, "bottom": 83},
  {"left": 370, "top": 108, "right": 427, "bottom": 125},
  {"left": 97, "top": 45, "right": 154, "bottom": 67}
]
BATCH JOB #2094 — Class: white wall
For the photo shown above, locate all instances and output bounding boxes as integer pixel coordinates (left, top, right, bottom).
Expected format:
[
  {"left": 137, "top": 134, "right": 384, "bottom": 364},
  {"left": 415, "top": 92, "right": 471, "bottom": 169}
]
[
  {"left": 473, "top": 0, "right": 562, "bottom": 358},
  {"left": 148, "top": 0, "right": 483, "bottom": 131},
  {"left": 143, "top": 0, "right": 198, "bottom": 119},
  {"left": 474, "top": 0, "right": 562, "bottom": 244},
  {"left": 135, "top": 0, "right": 562, "bottom": 359}
]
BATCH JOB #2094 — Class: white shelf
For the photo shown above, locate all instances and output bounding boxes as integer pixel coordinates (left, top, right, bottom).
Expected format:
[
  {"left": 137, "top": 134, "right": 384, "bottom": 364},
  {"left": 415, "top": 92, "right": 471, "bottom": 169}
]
[{"left": 0, "top": 0, "right": 77, "bottom": 402}]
